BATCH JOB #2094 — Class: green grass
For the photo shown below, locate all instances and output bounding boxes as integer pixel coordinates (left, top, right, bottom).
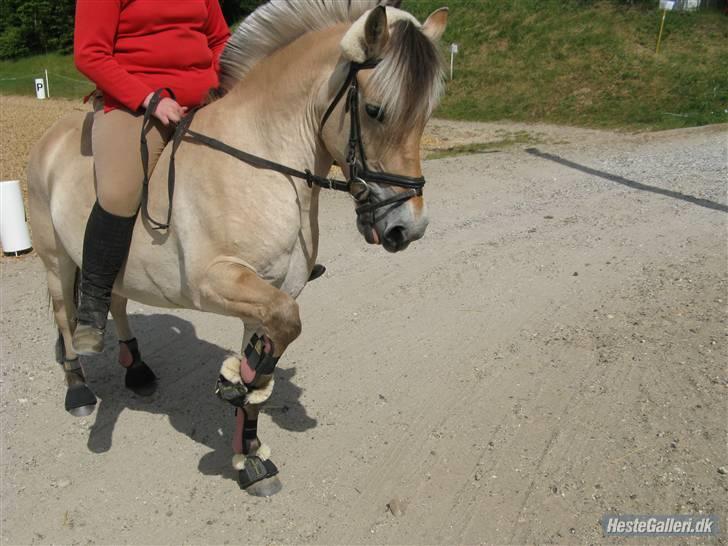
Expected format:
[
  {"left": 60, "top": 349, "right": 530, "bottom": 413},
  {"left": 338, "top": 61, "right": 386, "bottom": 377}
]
[
  {"left": 410, "top": 0, "right": 728, "bottom": 129},
  {"left": 0, "top": 53, "right": 90, "bottom": 98},
  {"left": 2, "top": 3, "right": 727, "bottom": 130}
]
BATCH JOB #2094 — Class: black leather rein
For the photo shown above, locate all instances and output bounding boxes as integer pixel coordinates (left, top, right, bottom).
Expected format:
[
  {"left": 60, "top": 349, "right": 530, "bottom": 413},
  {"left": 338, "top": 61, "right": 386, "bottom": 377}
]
[{"left": 140, "top": 61, "right": 425, "bottom": 231}]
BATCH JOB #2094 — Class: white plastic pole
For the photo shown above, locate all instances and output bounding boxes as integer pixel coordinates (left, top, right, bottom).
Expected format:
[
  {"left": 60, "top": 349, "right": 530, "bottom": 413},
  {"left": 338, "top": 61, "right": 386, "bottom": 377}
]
[
  {"left": 45, "top": 68, "right": 50, "bottom": 98},
  {"left": 34, "top": 78, "right": 46, "bottom": 99},
  {"left": 0, "top": 180, "right": 32, "bottom": 255},
  {"left": 449, "top": 43, "right": 458, "bottom": 80}
]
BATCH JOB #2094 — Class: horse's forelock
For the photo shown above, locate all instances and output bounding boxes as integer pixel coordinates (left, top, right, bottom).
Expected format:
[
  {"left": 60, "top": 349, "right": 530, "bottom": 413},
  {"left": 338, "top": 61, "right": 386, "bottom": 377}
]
[{"left": 367, "top": 20, "right": 445, "bottom": 140}]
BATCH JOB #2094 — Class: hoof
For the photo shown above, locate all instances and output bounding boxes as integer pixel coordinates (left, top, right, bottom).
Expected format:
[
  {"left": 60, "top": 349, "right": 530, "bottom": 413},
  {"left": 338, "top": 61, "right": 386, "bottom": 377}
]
[
  {"left": 237, "top": 456, "right": 281, "bottom": 496},
  {"left": 65, "top": 384, "right": 97, "bottom": 417},
  {"left": 243, "top": 475, "right": 282, "bottom": 497},
  {"left": 125, "top": 361, "right": 157, "bottom": 396},
  {"left": 68, "top": 404, "right": 96, "bottom": 417},
  {"left": 308, "top": 263, "right": 326, "bottom": 282}
]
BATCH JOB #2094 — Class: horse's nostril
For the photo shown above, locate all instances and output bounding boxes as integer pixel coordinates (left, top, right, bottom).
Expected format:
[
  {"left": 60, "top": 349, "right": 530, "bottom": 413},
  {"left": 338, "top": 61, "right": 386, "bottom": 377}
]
[{"left": 385, "top": 226, "right": 407, "bottom": 247}]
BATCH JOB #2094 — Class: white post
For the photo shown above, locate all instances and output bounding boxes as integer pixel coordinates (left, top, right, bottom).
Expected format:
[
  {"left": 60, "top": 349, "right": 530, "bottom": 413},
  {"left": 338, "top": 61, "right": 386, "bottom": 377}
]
[
  {"left": 0, "top": 180, "right": 32, "bottom": 255},
  {"left": 34, "top": 78, "right": 46, "bottom": 99},
  {"left": 449, "top": 43, "right": 458, "bottom": 80},
  {"left": 45, "top": 68, "right": 50, "bottom": 98}
]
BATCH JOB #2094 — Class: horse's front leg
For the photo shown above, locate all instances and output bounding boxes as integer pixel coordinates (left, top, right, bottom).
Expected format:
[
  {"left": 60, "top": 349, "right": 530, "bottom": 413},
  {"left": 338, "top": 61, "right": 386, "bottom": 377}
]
[{"left": 200, "top": 260, "right": 301, "bottom": 495}]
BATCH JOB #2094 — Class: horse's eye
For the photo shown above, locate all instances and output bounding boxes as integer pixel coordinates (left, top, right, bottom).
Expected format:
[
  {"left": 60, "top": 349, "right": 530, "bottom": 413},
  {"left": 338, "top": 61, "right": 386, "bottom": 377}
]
[{"left": 365, "top": 103, "right": 385, "bottom": 122}]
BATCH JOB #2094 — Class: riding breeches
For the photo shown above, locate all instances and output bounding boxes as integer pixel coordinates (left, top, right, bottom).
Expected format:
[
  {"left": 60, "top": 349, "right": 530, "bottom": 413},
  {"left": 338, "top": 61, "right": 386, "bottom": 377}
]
[{"left": 92, "top": 99, "right": 174, "bottom": 217}]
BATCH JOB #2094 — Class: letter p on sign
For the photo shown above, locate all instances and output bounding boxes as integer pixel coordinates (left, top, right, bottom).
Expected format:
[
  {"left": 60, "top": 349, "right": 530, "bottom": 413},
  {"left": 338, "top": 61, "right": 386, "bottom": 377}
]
[{"left": 35, "top": 78, "right": 46, "bottom": 100}]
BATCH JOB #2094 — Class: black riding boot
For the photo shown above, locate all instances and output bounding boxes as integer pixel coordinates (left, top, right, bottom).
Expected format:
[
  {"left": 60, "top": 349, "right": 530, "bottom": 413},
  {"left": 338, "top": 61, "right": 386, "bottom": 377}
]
[{"left": 72, "top": 201, "right": 137, "bottom": 355}]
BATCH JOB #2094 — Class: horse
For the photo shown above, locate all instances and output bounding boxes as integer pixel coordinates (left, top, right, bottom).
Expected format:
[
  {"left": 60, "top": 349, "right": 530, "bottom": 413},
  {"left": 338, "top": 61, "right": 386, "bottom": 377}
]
[{"left": 27, "top": 0, "right": 448, "bottom": 496}]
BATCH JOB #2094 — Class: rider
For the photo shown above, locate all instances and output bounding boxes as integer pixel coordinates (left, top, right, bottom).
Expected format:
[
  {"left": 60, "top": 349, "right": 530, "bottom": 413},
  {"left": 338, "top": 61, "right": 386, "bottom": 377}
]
[{"left": 72, "top": 0, "right": 230, "bottom": 354}]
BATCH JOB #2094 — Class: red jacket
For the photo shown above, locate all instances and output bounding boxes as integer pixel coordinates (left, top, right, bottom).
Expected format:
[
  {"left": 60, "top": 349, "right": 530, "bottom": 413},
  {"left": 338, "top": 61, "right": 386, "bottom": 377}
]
[{"left": 74, "top": 0, "right": 230, "bottom": 112}]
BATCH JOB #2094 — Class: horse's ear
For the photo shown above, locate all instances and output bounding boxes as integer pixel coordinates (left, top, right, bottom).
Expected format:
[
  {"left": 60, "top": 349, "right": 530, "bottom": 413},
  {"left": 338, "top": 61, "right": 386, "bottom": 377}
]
[
  {"left": 422, "top": 7, "right": 448, "bottom": 41},
  {"left": 341, "top": 5, "right": 395, "bottom": 62},
  {"left": 364, "top": 5, "right": 389, "bottom": 59}
]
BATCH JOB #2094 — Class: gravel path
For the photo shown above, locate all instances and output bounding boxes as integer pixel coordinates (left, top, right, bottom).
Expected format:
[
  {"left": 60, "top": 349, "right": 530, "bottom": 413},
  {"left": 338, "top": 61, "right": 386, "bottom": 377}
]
[{"left": 1, "top": 102, "right": 726, "bottom": 544}]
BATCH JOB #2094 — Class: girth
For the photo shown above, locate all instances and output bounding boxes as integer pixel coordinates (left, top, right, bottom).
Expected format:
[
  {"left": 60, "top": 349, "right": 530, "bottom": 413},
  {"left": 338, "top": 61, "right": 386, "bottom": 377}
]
[{"left": 139, "top": 60, "right": 426, "bottom": 231}]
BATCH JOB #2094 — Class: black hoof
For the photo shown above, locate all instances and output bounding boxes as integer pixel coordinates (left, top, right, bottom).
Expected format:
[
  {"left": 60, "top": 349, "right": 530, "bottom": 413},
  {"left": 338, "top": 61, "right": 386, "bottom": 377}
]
[
  {"left": 308, "top": 263, "right": 326, "bottom": 282},
  {"left": 65, "top": 384, "right": 97, "bottom": 417},
  {"left": 125, "top": 361, "right": 157, "bottom": 396}
]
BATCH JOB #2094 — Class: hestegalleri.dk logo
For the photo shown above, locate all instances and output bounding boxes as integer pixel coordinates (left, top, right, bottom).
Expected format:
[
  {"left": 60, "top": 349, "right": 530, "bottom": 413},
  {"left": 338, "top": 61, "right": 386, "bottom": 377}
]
[{"left": 602, "top": 515, "right": 719, "bottom": 536}]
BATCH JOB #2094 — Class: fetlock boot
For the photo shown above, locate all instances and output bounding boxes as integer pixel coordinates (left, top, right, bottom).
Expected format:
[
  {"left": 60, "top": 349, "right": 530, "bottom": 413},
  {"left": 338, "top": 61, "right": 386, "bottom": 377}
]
[{"left": 73, "top": 201, "right": 137, "bottom": 355}]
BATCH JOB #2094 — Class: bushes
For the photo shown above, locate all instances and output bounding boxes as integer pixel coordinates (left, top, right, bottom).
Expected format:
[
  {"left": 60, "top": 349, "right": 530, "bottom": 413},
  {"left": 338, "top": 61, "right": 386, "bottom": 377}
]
[
  {"left": 0, "top": 27, "right": 30, "bottom": 59},
  {"left": 0, "top": 0, "right": 266, "bottom": 60},
  {"left": 0, "top": 0, "right": 74, "bottom": 59}
]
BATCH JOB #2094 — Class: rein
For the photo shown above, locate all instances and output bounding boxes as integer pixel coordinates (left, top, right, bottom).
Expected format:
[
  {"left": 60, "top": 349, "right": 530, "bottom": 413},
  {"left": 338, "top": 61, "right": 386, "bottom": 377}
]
[{"left": 140, "top": 61, "right": 425, "bottom": 231}]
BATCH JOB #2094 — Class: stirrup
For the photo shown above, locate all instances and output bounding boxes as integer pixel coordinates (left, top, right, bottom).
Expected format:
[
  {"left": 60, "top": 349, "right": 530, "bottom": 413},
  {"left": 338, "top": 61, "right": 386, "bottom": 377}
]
[{"left": 72, "top": 321, "right": 106, "bottom": 355}]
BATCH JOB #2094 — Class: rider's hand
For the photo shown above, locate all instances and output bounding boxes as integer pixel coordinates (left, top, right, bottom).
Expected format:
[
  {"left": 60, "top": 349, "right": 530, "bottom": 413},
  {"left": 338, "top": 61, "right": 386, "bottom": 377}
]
[{"left": 142, "top": 93, "right": 188, "bottom": 125}]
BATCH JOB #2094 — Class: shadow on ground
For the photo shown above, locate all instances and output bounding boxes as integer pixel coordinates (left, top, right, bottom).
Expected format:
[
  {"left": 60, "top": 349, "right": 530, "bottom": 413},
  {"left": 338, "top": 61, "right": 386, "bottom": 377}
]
[
  {"left": 78, "top": 313, "right": 317, "bottom": 481},
  {"left": 525, "top": 147, "right": 728, "bottom": 213}
]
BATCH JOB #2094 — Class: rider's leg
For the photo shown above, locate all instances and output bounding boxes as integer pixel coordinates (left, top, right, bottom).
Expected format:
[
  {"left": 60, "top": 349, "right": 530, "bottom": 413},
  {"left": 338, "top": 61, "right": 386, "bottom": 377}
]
[{"left": 73, "top": 104, "right": 173, "bottom": 355}]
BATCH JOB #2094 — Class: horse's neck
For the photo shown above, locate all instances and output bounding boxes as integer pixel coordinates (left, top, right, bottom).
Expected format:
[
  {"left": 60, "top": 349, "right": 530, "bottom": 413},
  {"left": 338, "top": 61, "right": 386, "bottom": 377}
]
[{"left": 213, "top": 27, "right": 345, "bottom": 176}]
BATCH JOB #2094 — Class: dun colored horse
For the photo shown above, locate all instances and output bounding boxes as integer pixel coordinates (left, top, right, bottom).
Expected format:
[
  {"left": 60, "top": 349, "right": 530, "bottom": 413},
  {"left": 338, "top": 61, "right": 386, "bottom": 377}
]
[{"left": 28, "top": 0, "right": 447, "bottom": 495}]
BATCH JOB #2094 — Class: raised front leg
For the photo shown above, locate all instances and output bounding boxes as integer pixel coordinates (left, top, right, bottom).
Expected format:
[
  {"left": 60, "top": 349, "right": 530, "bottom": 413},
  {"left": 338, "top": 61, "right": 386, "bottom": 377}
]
[
  {"left": 200, "top": 260, "right": 301, "bottom": 356},
  {"left": 200, "top": 260, "right": 302, "bottom": 495}
]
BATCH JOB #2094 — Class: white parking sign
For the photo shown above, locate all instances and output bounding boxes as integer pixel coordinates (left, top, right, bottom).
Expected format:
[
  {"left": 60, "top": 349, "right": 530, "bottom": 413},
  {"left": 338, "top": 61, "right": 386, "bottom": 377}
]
[{"left": 34, "top": 78, "right": 46, "bottom": 100}]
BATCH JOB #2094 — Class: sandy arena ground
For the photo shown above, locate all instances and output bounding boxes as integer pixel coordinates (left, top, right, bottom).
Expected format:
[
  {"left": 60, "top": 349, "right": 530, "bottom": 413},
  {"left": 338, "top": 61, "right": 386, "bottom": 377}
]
[{"left": 1, "top": 97, "right": 726, "bottom": 544}]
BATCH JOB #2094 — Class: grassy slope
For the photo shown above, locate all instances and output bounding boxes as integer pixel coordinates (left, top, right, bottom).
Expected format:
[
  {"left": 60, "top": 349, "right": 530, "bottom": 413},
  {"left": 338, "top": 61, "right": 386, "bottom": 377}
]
[
  {"left": 0, "top": 53, "right": 91, "bottom": 98},
  {"left": 410, "top": 0, "right": 728, "bottom": 129},
  {"left": 1, "top": 2, "right": 726, "bottom": 129}
]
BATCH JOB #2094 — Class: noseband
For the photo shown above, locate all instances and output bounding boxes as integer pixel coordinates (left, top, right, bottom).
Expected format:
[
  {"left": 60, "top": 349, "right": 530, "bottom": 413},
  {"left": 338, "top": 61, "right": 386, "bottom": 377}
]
[
  {"left": 319, "top": 60, "right": 426, "bottom": 226},
  {"left": 140, "top": 61, "right": 425, "bottom": 231}
]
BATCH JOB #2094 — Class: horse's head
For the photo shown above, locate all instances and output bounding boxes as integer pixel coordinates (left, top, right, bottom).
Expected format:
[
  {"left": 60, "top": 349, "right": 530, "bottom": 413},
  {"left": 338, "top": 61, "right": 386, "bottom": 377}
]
[{"left": 320, "top": 5, "right": 448, "bottom": 253}]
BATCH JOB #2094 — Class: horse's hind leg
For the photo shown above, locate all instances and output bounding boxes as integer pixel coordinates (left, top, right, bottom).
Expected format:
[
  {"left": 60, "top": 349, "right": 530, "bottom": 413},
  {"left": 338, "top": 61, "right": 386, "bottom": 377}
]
[
  {"left": 110, "top": 295, "right": 157, "bottom": 395},
  {"left": 45, "top": 253, "right": 98, "bottom": 417}
]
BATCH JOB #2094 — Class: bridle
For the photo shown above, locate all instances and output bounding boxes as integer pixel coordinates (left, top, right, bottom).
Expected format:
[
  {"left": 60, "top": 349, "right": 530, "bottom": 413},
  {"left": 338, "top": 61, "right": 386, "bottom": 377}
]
[
  {"left": 140, "top": 60, "right": 426, "bottom": 231},
  {"left": 318, "top": 60, "right": 426, "bottom": 226}
]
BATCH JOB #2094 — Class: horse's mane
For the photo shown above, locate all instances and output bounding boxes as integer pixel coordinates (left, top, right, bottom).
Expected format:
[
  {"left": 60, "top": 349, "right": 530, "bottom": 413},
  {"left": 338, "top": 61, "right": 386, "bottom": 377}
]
[
  {"left": 219, "top": 0, "right": 397, "bottom": 91},
  {"left": 218, "top": 0, "right": 444, "bottom": 138}
]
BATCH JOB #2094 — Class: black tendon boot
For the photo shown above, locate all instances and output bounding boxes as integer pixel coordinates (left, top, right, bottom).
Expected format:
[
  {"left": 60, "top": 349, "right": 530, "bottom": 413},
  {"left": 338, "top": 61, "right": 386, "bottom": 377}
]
[{"left": 72, "top": 201, "right": 137, "bottom": 355}]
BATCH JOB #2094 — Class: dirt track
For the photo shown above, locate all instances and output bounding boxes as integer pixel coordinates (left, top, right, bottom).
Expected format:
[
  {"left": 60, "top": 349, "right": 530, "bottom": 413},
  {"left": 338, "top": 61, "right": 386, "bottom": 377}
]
[{"left": 1, "top": 106, "right": 727, "bottom": 544}]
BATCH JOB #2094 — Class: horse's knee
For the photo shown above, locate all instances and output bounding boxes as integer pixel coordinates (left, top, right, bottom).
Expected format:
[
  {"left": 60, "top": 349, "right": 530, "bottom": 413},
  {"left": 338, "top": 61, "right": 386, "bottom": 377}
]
[{"left": 263, "top": 293, "right": 301, "bottom": 350}]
